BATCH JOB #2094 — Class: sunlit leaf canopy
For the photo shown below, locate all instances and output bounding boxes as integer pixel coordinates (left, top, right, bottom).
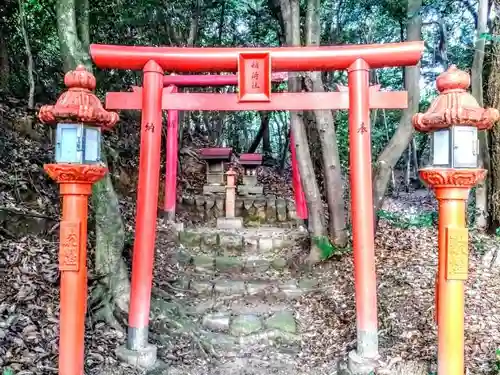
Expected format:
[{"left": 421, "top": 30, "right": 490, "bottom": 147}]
[{"left": 3, "top": 0, "right": 480, "bottom": 164}]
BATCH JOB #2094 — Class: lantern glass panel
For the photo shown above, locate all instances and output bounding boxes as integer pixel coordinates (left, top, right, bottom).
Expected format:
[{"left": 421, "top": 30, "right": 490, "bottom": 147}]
[
  {"left": 431, "top": 129, "right": 450, "bottom": 167},
  {"left": 55, "top": 123, "right": 83, "bottom": 163},
  {"left": 83, "top": 126, "right": 101, "bottom": 163},
  {"left": 452, "top": 126, "right": 477, "bottom": 168}
]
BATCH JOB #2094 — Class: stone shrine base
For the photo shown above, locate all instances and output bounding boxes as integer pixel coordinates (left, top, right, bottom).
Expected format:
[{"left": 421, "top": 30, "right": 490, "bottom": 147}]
[{"left": 178, "top": 194, "right": 300, "bottom": 226}]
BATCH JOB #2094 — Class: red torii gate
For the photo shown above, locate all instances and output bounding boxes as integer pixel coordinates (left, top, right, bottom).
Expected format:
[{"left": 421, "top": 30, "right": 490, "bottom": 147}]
[{"left": 90, "top": 42, "right": 423, "bottom": 372}]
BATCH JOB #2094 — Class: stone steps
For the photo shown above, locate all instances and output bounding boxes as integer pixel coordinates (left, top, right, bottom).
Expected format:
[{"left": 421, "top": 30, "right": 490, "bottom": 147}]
[
  {"left": 173, "top": 251, "right": 291, "bottom": 275},
  {"left": 176, "top": 226, "right": 307, "bottom": 255},
  {"left": 157, "top": 224, "right": 314, "bottom": 366}
]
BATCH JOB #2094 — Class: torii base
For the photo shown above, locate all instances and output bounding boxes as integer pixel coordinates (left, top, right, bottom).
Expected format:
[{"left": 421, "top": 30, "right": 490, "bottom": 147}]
[{"left": 115, "top": 344, "right": 158, "bottom": 370}]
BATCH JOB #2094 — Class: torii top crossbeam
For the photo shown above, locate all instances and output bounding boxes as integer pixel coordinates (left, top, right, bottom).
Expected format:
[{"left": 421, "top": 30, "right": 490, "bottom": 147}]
[{"left": 90, "top": 42, "right": 423, "bottom": 72}]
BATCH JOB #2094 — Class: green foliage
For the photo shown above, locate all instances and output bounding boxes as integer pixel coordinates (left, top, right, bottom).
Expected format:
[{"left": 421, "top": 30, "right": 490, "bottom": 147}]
[
  {"left": 311, "top": 235, "right": 335, "bottom": 260},
  {"left": 377, "top": 209, "right": 437, "bottom": 228},
  {"left": 0, "top": 0, "right": 480, "bottom": 162},
  {"left": 495, "top": 348, "right": 500, "bottom": 374},
  {"left": 312, "top": 235, "right": 350, "bottom": 260},
  {"left": 2, "top": 368, "right": 14, "bottom": 375}
]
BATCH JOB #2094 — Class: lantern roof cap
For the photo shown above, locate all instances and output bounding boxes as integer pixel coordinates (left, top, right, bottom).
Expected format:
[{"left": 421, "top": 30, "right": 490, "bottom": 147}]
[
  {"left": 436, "top": 65, "right": 470, "bottom": 93},
  {"left": 38, "top": 65, "right": 118, "bottom": 129},
  {"left": 412, "top": 65, "right": 499, "bottom": 132}
]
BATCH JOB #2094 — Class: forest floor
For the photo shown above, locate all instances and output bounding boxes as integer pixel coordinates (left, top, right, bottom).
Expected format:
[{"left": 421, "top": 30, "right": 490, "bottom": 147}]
[{"left": 1, "top": 99, "right": 500, "bottom": 374}]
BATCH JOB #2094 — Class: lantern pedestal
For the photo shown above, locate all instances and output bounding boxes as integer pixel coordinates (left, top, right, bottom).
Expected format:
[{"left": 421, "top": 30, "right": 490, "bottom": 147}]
[
  {"left": 44, "top": 164, "right": 107, "bottom": 375},
  {"left": 420, "top": 168, "right": 486, "bottom": 375}
]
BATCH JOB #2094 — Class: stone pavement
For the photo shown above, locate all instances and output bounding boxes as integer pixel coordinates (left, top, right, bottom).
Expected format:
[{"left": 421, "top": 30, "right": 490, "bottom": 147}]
[{"left": 153, "top": 225, "right": 321, "bottom": 374}]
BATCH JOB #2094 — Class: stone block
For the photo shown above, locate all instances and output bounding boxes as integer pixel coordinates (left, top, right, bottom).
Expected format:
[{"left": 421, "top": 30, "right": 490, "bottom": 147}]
[
  {"left": 214, "top": 280, "right": 246, "bottom": 295},
  {"left": 183, "top": 196, "right": 195, "bottom": 206},
  {"left": 230, "top": 315, "right": 263, "bottom": 336},
  {"left": 190, "top": 280, "right": 214, "bottom": 294},
  {"left": 193, "top": 255, "right": 215, "bottom": 272},
  {"left": 254, "top": 198, "right": 267, "bottom": 221},
  {"left": 173, "top": 249, "right": 193, "bottom": 265},
  {"left": 270, "top": 257, "right": 288, "bottom": 270},
  {"left": 173, "top": 278, "right": 190, "bottom": 291},
  {"left": 298, "top": 278, "right": 319, "bottom": 292},
  {"left": 215, "top": 256, "right": 243, "bottom": 272},
  {"left": 115, "top": 344, "right": 157, "bottom": 369},
  {"left": 346, "top": 350, "right": 378, "bottom": 375},
  {"left": 234, "top": 198, "right": 244, "bottom": 217},
  {"left": 273, "top": 238, "right": 294, "bottom": 250},
  {"left": 207, "top": 172, "right": 225, "bottom": 185},
  {"left": 258, "top": 238, "right": 274, "bottom": 252},
  {"left": 242, "top": 175, "right": 258, "bottom": 186},
  {"left": 207, "top": 161, "right": 224, "bottom": 172},
  {"left": 203, "top": 185, "right": 226, "bottom": 195},
  {"left": 202, "top": 232, "right": 219, "bottom": 251},
  {"left": 246, "top": 280, "right": 273, "bottom": 295},
  {"left": 276, "top": 198, "right": 287, "bottom": 221},
  {"left": 286, "top": 199, "right": 297, "bottom": 220},
  {"left": 243, "top": 256, "right": 270, "bottom": 272},
  {"left": 179, "top": 230, "right": 202, "bottom": 248},
  {"left": 217, "top": 217, "right": 243, "bottom": 230},
  {"left": 243, "top": 237, "right": 259, "bottom": 252},
  {"left": 266, "top": 197, "right": 277, "bottom": 223},
  {"left": 219, "top": 232, "right": 244, "bottom": 254},
  {"left": 238, "top": 185, "right": 264, "bottom": 196},
  {"left": 265, "top": 311, "right": 297, "bottom": 334},
  {"left": 278, "top": 280, "right": 303, "bottom": 299},
  {"left": 202, "top": 313, "right": 231, "bottom": 332}
]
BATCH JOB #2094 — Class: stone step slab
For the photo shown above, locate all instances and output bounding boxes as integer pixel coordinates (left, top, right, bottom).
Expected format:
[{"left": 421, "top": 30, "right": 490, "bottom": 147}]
[
  {"left": 177, "top": 226, "right": 307, "bottom": 258},
  {"left": 171, "top": 251, "right": 291, "bottom": 275},
  {"left": 172, "top": 276, "right": 320, "bottom": 300},
  {"left": 182, "top": 294, "right": 293, "bottom": 315},
  {"left": 201, "top": 310, "right": 298, "bottom": 335}
]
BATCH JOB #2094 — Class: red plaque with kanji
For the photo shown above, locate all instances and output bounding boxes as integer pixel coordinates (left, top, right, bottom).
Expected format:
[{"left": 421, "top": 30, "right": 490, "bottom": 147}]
[
  {"left": 237, "top": 52, "right": 271, "bottom": 102},
  {"left": 59, "top": 221, "right": 81, "bottom": 271}
]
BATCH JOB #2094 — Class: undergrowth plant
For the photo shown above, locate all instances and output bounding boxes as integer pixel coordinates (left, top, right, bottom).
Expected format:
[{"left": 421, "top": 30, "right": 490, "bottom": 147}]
[{"left": 377, "top": 209, "right": 437, "bottom": 228}]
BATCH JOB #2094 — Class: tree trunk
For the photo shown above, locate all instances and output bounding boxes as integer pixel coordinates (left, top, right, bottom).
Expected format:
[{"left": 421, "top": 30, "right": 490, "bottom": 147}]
[
  {"left": 18, "top": 0, "right": 35, "bottom": 129},
  {"left": 247, "top": 111, "right": 270, "bottom": 153},
  {"left": 278, "top": 0, "right": 330, "bottom": 262},
  {"left": 473, "top": 0, "right": 489, "bottom": 230},
  {"left": 0, "top": 35, "right": 9, "bottom": 91},
  {"left": 487, "top": 0, "right": 500, "bottom": 230},
  {"left": 76, "top": 0, "right": 90, "bottom": 49},
  {"left": 56, "top": 0, "right": 91, "bottom": 72},
  {"left": 56, "top": 0, "right": 129, "bottom": 319},
  {"left": 305, "top": 0, "right": 348, "bottom": 247},
  {"left": 279, "top": 128, "right": 290, "bottom": 172},
  {"left": 372, "top": 0, "right": 422, "bottom": 228},
  {"left": 262, "top": 113, "right": 272, "bottom": 158}
]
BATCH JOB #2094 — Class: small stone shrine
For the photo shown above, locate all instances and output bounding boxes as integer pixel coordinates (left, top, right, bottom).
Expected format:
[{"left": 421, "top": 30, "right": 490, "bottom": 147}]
[
  {"left": 238, "top": 153, "right": 263, "bottom": 196},
  {"left": 201, "top": 147, "right": 232, "bottom": 195}
]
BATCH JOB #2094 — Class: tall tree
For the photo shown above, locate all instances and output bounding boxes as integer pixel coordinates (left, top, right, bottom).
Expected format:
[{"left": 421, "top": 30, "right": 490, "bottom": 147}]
[
  {"left": 305, "top": 0, "right": 348, "bottom": 248},
  {"left": 471, "top": 0, "right": 489, "bottom": 230},
  {"left": 270, "top": 0, "right": 331, "bottom": 262},
  {"left": 487, "top": 0, "right": 500, "bottom": 230},
  {"left": 372, "top": 0, "right": 422, "bottom": 222},
  {"left": 18, "top": 0, "right": 35, "bottom": 130},
  {"left": 56, "top": 0, "right": 130, "bottom": 320}
]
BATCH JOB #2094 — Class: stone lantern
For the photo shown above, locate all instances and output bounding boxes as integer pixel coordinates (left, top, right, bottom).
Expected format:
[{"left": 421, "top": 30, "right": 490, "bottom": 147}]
[
  {"left": 412, "top": 65, "right": 499, "bottom": 375},
  {"left": 38, "top": 65, "right": 119, "bottom": 375}
]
